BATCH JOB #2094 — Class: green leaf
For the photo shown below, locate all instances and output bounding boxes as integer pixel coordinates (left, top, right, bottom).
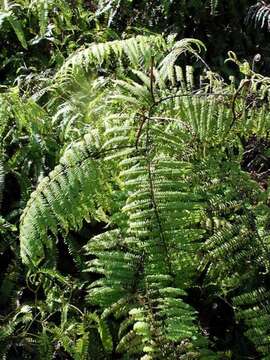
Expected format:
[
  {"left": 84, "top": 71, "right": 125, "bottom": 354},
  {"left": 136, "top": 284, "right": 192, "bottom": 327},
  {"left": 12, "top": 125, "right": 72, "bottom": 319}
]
[{"left": 8, "top": 14, "right": 27, "bottom": 49}]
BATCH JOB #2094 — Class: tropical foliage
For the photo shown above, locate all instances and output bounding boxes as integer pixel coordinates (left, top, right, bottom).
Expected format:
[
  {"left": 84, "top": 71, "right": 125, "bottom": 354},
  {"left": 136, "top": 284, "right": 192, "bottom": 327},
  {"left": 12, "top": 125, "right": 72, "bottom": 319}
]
[{"left": 1, "top": 1, "right": 270, "bottom": 359}]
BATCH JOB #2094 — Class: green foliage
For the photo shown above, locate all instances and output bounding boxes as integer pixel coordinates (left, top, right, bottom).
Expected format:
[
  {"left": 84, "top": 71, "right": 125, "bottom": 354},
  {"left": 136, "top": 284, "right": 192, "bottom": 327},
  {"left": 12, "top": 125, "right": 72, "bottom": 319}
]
[
  {"left": 0, "top": 6, "right": 27, "bottom": 49},
  {"left": 20, "top": 131, "right": 114, "bottom": 267},
  {"left": 3, "top": 1, "right": 270, "bottom": 359},
  {"left": 0, "top": 0, "right": 112, "bottom": 85},
  {"left": 55, "top": 34, "right": 171, "bottom": 81},
  {"left": 16, "top": 33, "right": 270, "bottom": 358}
]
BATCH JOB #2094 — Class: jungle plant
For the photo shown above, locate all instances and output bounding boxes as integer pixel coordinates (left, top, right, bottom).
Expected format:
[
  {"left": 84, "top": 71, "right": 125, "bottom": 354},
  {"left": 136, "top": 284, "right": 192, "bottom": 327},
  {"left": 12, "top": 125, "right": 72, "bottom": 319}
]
[
  {"left": 14, "top": 34, "right": 270, "bottom": 359},
  {"left": 2, "top": 0, "right": 270, "bottom": 358}
]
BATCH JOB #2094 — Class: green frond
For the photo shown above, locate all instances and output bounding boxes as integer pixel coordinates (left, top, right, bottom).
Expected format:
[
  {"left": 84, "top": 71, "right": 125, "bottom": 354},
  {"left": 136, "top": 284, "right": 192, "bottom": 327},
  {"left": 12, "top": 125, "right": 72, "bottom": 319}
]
[
  {"left": 85, "top": 126, "right": 214, "bottom": 357},
  {"left": 56, "top": 34, "right": 169, "bottom": 82},
  {"left": 0, "top": 88, "right": 48, "bottom": 134},
  {"left": 20, "top": 131, "right": 115, "bottom": 267},
  {"left": 176, "top": 95, "right": 233, "bottom": 147},
  {"left": 86, "top": 313, "right": 113, "bottom": 352},
  {"left": 113, "top": 79, "right": 153, "bottom": 108},
  {"left": 116, "top": 327, "right": 144, "bottom": 355},
  {"left": 199, "top": 156, "right": 270, "bottom": 357},
  {"left": 37, "top": 329, "right": 54, "bottom": 360},
  {"left": 30, "top": 0, "right": 49, "bottom": 36},
  {"left": 233, "top": 288, "right": 270, "bottom": 358},
  {"left": 159, "top": 39, "right": 206, "bottom": 80},
  {"left": 85, "top": 229, "right": 140, "bottom": 308},
  {"left": 210, "top": 0, "right": 220, "bottom": 15}
]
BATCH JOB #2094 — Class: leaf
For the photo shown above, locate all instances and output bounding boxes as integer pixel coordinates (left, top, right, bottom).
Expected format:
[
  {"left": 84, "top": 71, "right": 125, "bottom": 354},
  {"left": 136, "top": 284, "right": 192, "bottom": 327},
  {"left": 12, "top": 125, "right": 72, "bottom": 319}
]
[
  {"left": 8, "top": 13, "right": 27, "bottom": 49},
  {"left": 239, "top": 61, "right": 251, "bottom": 76}
]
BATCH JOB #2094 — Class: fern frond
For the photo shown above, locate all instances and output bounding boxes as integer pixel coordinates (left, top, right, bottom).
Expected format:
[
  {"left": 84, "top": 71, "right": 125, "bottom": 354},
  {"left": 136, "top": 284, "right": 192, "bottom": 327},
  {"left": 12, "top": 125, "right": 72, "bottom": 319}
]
[
  {"left": 86, "top": 312, "right": 113, "bottom": 352},
  {"left": 200, "top": 155, "right": 270, "bottom": 357},
  {"left": 85, "top": 121, "right": 215, "bottom": 357},
  {"left": 20, "top": 131, "right": 115, "bottom": 267},
  {"left": 176, "top": 95, "right": 233, "bottom": 146},
  {"left": 210, "top": 0, "right": 220, "bottom": 15},
  {"left": 37, "top": 329, "right": 54, "bottom": 360},
  {"left": 233, "top": 288, "right": 270, "bottom": 358},
  {"left": 85, "top": 229, "right": 140, "bottom": 308},
  {"left": 159, "top": 39, "right": 206, "bottom": 80},
  {"left": 30, "top": 0, "right": 49, "bottom": 36},
  {"left": 74, "top": 332, "right": 89, "bottom": 360},
  {"left": 56, "top": 35, "right": 168, "bottom": 82},
  {"left": 246, "top": 1, "right": 270, "bottom": 31}
]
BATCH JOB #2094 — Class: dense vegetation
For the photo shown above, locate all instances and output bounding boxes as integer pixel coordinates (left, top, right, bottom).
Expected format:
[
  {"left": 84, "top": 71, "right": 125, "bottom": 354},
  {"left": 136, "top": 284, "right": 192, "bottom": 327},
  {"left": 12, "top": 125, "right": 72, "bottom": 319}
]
[{"left": 1, "top": 1, "right": 270, "bottom": 359}]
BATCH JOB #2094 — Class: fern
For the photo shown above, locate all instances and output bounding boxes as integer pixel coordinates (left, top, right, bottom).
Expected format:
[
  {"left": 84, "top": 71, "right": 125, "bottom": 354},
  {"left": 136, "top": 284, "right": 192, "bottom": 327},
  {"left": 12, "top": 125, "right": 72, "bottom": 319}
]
[
  {"left": 37, "top": 329, "right": 54, "bottom": 360},
  {"left": 159, "top": 38, "right": 206, "bottom": 80},
  {"left": 83, "top": 115, "right": 222, "bottom": 357},
  {"left": 55, "top": 34, "right": 180, "bottom": 83},
  {"left": 31, "top": 0, "right": 49, "bottom": 36},
  {"left": 20, "top": 131, "right": 115, "bottom": 267},
  {"left": 210, "top": 0, "right": 220, "bottom": 15},
  {"left": 20, "top": 84, "right": 222, "bottom": 358},
  {"left": 17, "top": 34, "right": 270, "bottom": 358},
  {"left": 233, "top": 288, "right": 270, "bottom": 358},
  {"left": 246, "top": 1, "right": 270, "bottom": 31},
  {"left": 200, "top": 155, "right": 270, "bottom": 358}
]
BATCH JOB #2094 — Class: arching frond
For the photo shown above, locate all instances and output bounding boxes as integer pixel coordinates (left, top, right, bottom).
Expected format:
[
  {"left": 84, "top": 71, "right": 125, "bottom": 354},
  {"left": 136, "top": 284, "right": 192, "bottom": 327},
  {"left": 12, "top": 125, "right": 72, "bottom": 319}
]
[
  {"left": 159, "top": 38, "right": 206, "bottom": 80},
  {"left": 55, "top": 34, "right": 170, "bottom": 82},
  {"left": 19, "top": 131, "right": 115, "bottom": 267}
]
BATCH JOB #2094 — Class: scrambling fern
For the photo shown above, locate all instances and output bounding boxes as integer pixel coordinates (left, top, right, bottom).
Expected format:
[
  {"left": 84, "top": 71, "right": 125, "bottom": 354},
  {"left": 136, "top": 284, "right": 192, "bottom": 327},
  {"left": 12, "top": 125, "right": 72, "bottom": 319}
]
[{"left": 19, "top": 35, "right": 270, "bottom": 358}]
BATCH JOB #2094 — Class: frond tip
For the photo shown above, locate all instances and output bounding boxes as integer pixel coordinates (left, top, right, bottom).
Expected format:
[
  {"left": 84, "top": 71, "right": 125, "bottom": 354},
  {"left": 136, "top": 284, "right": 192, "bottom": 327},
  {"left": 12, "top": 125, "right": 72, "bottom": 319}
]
[{"left": 159, "top": 38, "right": 206, "bottom": 80}]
